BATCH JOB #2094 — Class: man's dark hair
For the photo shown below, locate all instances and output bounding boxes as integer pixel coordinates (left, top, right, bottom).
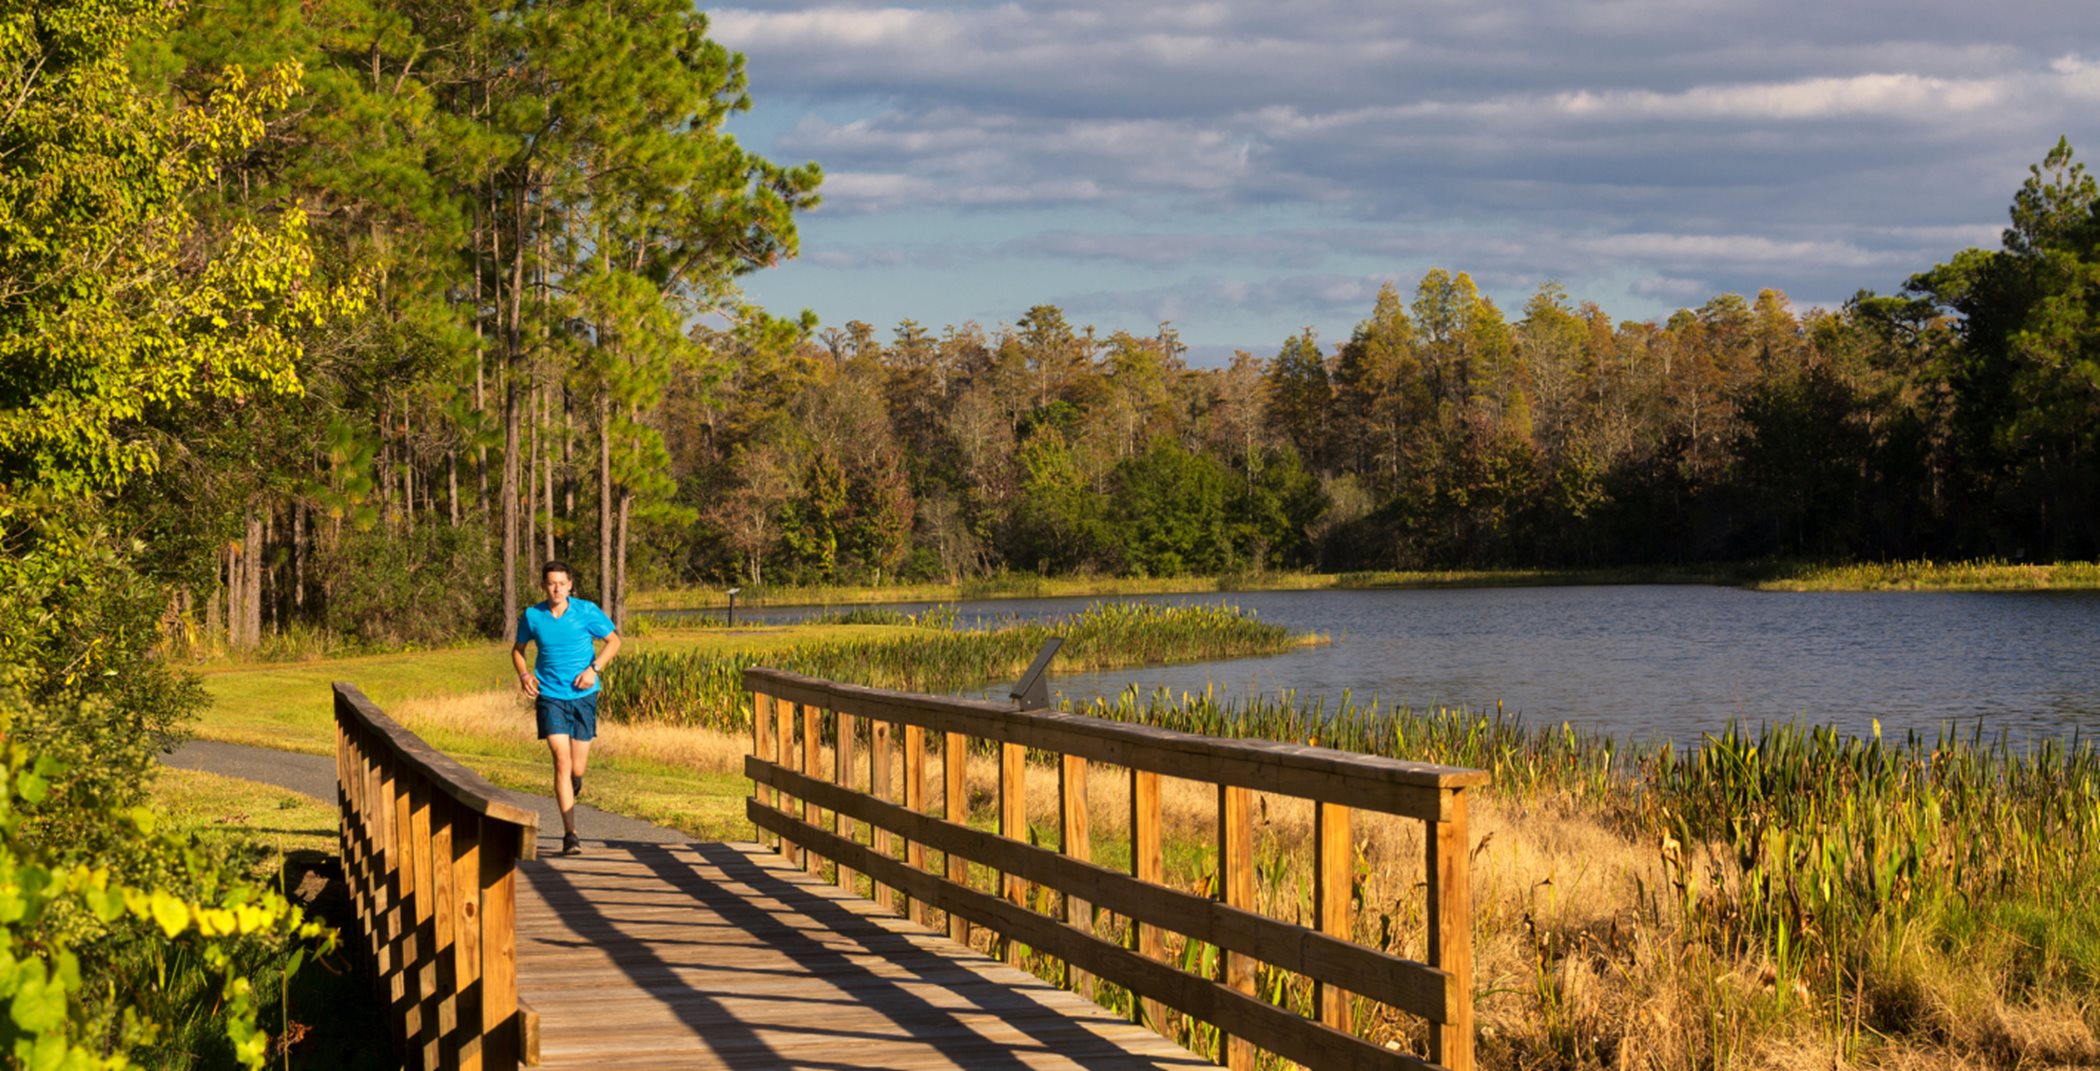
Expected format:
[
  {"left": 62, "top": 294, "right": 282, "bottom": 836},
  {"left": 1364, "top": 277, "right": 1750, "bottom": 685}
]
[{"left": 541, "top": 560, "right": 574, "bottom": 582}]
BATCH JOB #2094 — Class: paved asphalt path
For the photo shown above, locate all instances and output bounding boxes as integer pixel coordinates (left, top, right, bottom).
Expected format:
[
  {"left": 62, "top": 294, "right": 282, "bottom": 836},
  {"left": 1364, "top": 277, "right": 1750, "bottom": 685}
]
[{"left": 164, "top": 740, "right": 691, "bottom": 851}]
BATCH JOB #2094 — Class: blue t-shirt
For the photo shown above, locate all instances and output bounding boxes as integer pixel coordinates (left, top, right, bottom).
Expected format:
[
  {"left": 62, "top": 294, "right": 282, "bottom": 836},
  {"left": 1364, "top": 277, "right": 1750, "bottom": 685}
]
[{"left": 515, "top": 598, "right": 618, "bottom": 700}]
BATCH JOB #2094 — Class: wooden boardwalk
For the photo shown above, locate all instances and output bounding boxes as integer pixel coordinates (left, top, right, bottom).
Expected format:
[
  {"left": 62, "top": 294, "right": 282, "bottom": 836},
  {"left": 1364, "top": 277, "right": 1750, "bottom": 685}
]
[
  {"left": 336, "top": 677, "right": 1481, "bottom": 1071},
  {"left": 514, "top": 837, "right": 1213, "bottom": 1070}
]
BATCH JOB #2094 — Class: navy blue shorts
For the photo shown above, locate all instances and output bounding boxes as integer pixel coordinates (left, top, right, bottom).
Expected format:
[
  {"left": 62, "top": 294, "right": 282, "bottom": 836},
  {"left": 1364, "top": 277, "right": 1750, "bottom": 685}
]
[{"left": 535, "top": 694, "right": 599, "bottom": 741}]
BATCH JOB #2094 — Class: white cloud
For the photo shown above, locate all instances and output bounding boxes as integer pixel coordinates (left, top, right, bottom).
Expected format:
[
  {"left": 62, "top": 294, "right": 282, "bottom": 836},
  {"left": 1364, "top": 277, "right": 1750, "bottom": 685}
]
[
  {"left": 819, "top": 171, "right": 1107, "bottom": 212},
  {"left": 1574, "top": 233, "right": 1894, "bottom": 269},
  {"left": 720, "top": 3, "right": 2100, "bottom": 341},
  {"left": 1631, "top": 274, "right": 1715, "bottom": 300},
  {"left": 1551, "top": 73, "right": 2008, "bottom": 121},
  {"left": 710, "top": 7, "right": 963, "bottom": 49},
  {"left": 2052, "top": 53, "right": 2100, "bottom": 99}
]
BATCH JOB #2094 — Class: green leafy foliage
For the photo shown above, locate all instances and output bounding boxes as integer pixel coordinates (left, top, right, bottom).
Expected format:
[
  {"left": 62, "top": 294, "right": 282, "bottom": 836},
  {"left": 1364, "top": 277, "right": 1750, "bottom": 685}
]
[
  {"left": 0, "top": 678, "right": 331, "bottom": 1069},
  {"left": 0, "top": 3, "right": 358, "bottom": 497},
  {"left": 0, "top": 508, "right": 203, "bottom": 856},
  {"left": 311, "top": 520, "right": 499, "bottom": 647},
  {"left": 0, "top": 4, "right": 352, "bottom": 1066}
]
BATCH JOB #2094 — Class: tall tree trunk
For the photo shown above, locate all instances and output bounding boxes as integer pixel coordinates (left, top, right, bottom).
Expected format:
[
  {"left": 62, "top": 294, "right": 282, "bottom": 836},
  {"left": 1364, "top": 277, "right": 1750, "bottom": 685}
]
[
  {"left": 537, "top": 203, "right": 555, "bottom": 565},
  {"left": 614, "top": 489, "right": 633, "bottom": 625},
  {"left": 401, "top": 412, "right": 414, "bottom": 534},
  {"left": 499, "top": 184, "right": 525, "bottom": 633},
  {"left": 292, "top": 502, "right": 307, "bottom": 615},
  {"left": 525, "top": 379, "right": 538, "bottom": 569},
  {"left": 263, "top": 510, "right": 278, "bottom": 631},
  {"left": 476, "top": 200, "right": 492, "bottom": 534},
  {"left": 543, "top": 390, "right": 556, "bottom": 563},
  {"left": 561, "top": 387, "right": 574, "bottom": 561},
  {"left": 377, "top": 402, "right": 392, "bottom": 522},
  {"left": 217, "top": 544, "right": 235, "bottom": 650},
  {"left": 447, "top": 450, "right": 460, "bottom": 527},
  {"left": 242, "top": 513, "right": 263, "bottom": 648},
  {"left": 598, "top": 385, "right": 612, "bottom": 601}
]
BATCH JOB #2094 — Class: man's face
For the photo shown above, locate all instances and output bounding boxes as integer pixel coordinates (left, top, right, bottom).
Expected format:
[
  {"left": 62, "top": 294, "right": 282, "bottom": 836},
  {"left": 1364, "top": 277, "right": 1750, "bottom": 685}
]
[{"left": 542, "top": 570, "right": 573, "bottom": 603}]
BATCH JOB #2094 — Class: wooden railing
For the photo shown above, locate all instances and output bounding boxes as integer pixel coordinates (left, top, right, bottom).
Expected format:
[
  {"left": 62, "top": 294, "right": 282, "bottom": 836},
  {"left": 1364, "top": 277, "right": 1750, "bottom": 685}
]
[
  {"left": 335, "top": 683, "right": 542, "bottom": 1070},
  {"left": 744, "top": 668, "right": 1489, "bottom": 1071}
]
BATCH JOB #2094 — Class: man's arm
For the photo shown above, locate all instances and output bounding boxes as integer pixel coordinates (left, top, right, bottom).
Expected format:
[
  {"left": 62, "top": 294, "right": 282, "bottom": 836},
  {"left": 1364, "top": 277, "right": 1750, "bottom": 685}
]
[
  {"left": 573, "top": 631, "right": 621, "bottom": 691},
  {"left": 512, "top": 643, "right": 540, "bottom": 698}
]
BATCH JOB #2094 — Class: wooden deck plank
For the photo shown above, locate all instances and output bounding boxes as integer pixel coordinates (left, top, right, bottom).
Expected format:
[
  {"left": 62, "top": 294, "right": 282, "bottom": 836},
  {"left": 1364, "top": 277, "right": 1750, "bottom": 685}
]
[{"left": 514, "top": 840, "right": 1209, "bottom": 1071}]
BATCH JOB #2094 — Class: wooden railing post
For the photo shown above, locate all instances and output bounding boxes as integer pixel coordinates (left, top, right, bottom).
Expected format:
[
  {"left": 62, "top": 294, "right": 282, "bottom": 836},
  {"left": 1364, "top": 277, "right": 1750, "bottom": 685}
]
[
  {"left": 1059, "top": 754, "right": 1093, "bottom": 999},
  {"left": 944, "top": 731, "right": 969, "bottom": 944},
  {"left": 1314, "top": 801, "right": 1354, "bottom": 1032},
  {"left": 837, "top": 709, "right": 859, "bottom": 895},
  {"left": 428, "top": 796, "right": 459, "bottom": 1069},
  {"left": 407, "top": 778, "right": 435, "bottom": 1066},
  {"left": 776, "top": 698, "right": 800, "bottom": 867},
  {"left": 1130, "top": 767, "right": 1165, "bottom": 1035},
  {"left": 450, "top": 817, "right": 484, "bottom": 1071},
  {"left": 1218, "top": 784, "right": 1255, "bottom": 1071},
  {"left": 870, "top": 720, "right": 895, "bottom": 911},
  {"left": 387, "top": 753, "right": 412, "bottom": 1047},
  {"left": 802, "top": 702, "right": 823, "bottom": 877},
  {"left": 753, "top": 693, "right": 776, "bottom": 846},
  {"left": 1427, "top": 788, "right": 1475, "bottom": 1071},
  {"left": 904, "top": 725, "right": 928, "bottom": 926},
  {"left": 478, "top": 814, "right": 519, "bottom": 1071},
  {"left": 999, "top": 740, "right": 1027, "bottom": 965}
]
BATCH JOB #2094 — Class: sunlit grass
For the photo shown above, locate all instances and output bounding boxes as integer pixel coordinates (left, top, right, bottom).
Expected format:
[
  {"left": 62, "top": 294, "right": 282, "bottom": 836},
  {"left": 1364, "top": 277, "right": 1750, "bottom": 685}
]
[
  {"left": 602, "top": 601, "right": 1309, "bottom": 729},
  {"left": 634, "top": 559, "right": 2100, "bottom": 612},
  {"left": 1758, "top": 558, "right": 2100, "bottom": 591},
  {"left": 632, "top": 565, "right": 1756, "bottom": 611},
  {"left": 192, "top": 623, "right": 925, "bottom": 754},
  {"left": 148, "top": 767, "right": 339, "bottom": 865}
]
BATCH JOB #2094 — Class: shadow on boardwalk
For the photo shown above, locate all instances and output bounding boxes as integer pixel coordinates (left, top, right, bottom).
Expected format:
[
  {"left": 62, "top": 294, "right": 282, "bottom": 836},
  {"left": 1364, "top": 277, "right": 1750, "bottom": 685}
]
[{"left": 515, "top": 838, "right": 1210, "bottom": 1070}]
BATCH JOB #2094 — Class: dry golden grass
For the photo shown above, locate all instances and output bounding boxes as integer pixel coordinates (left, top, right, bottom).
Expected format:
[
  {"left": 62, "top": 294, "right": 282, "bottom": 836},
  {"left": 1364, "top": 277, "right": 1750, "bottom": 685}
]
[{"left": 392, "top": 689, "right": 754, "bottom": 773}]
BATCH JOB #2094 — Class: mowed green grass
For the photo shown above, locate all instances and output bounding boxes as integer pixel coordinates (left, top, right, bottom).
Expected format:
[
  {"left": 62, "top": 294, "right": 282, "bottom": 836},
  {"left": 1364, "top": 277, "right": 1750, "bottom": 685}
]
[
  {"left": 149, "top": 766, "right": 340, "bottom": 862},
  {"left": 191, "top": 623, "right": 922, "bottom": 840},
  {"left": 193, "top": 623, "right": 922, "bottom": 754}
]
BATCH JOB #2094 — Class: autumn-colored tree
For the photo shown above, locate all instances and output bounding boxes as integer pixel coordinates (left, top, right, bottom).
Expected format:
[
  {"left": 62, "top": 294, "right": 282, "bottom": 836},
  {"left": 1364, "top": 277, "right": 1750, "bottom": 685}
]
[{"left": 1263, "top": 329, "right": 1331, "bottom": 469}]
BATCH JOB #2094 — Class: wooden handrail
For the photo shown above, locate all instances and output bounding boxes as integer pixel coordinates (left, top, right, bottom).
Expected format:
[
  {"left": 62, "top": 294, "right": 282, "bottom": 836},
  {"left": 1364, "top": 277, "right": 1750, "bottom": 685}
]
[
  {"left": 335, "top": 683, "right": 540, "bottom": 1070},
  {"left": 744, "top": 667, "right": 1486, "bottom": 1071}
]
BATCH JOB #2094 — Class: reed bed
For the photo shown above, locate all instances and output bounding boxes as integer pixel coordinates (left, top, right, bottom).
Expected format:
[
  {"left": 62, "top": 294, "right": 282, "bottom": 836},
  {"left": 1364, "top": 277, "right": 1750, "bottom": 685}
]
[
  {"left": 1057, "top": 691, "right": 2100, "bottom": 1068},
  {"left": 1758, "top": 558, "right": 2100, "bottom": 591},
  {"left": 598, "top": 601, "right": 1303, "bottom": 728},
  {"left": 631, "top": 572, "right": 1323, "bottom": 612}
]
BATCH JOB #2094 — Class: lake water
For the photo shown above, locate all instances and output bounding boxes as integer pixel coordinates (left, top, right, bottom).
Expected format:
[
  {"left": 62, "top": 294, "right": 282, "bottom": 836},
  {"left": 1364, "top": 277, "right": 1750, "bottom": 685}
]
[{"left": 715, "top": 586, "right": 2100, "bottom": 745}]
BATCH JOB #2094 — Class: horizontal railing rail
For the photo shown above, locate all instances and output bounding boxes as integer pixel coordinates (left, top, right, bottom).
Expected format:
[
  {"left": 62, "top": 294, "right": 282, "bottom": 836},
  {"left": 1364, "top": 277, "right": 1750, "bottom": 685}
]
[
  {"left": 743, "top": 667, "right": 1487, "bottom": 1071},
  {"left": 335, "top": 682, "right": 541, "bottom": 1070}
]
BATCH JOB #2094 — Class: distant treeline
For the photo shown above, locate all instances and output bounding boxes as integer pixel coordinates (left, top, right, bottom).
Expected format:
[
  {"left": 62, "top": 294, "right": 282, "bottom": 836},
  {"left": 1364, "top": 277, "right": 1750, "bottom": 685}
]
[
  {"left": 684, "top": 141, "right": 2100, "bottom": 585},
  {"left": 93, "top": 0, "right": 2100, "bottom": 651}
]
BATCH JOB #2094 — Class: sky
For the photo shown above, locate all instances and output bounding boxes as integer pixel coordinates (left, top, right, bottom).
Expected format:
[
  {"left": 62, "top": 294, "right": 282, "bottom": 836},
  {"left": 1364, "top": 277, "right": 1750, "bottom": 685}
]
[{"left": 710, "top": 1, "right": 2100, "bottom": 364}]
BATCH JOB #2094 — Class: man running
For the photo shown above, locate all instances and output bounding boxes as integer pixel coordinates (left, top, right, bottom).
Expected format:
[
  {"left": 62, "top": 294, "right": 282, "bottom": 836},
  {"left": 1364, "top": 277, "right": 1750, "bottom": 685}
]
[{"left": 511, "top": 560, "right": 620, "bottom": 856}]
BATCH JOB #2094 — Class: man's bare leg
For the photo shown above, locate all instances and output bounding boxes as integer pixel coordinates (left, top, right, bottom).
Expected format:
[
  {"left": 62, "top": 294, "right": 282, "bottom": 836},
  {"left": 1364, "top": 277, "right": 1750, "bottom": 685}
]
[
  {"left": 546, "top": 733, "right": 578, "bottom": 835},
  {"left": 569, "top": 738, "right": 593, "bottom": 802}
]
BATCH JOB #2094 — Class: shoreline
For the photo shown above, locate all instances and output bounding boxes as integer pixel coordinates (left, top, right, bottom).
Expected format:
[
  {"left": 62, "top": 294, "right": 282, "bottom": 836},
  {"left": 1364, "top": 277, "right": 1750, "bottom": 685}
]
[{"left": 635, "top": 559, "right": 2100, "bottom": 611}]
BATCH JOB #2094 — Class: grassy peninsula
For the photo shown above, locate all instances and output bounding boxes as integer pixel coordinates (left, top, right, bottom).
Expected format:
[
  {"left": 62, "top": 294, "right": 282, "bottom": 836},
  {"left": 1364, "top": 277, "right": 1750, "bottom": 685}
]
[{"left": 635, "top": 559, "right": 2100, "bottom": 616}]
